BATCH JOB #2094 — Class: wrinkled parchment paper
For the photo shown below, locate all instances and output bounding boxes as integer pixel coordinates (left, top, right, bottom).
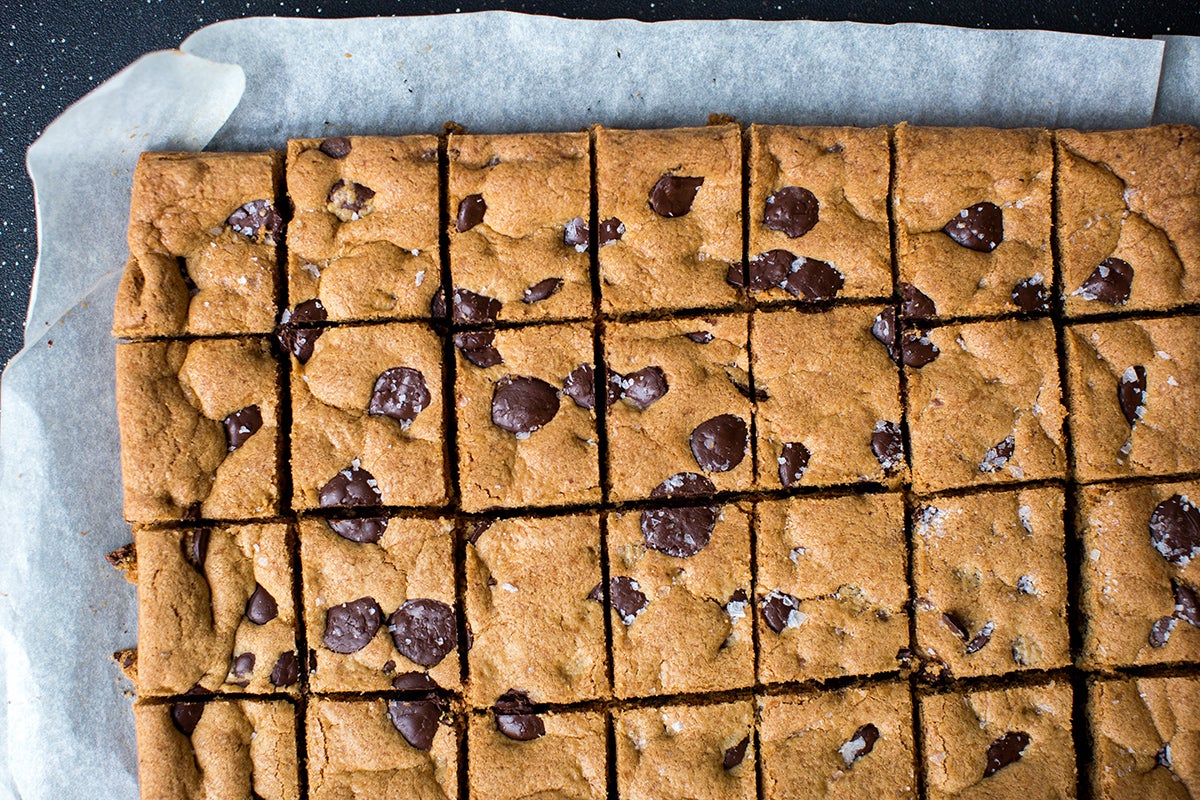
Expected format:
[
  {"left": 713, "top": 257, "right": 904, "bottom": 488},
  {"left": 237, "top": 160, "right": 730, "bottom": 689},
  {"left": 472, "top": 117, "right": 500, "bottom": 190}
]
[{"left": 0, "top": 14, "right": 1191, "bottom": 799}]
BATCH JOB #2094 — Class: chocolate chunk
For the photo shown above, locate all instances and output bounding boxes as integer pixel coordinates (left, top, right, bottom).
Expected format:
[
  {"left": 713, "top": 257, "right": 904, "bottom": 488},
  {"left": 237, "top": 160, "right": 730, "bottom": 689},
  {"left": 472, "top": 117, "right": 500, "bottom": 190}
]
[
  {"left": 393, "top": 672, "right": 440, "bottom": 691},
  {"left": 872, "top": 307, "right": 899, "bottom": 362},
  {"left": 523, "top": 277, "right": 563, "bottom": 304},
  {"left": 748, "top": 249, "right": 794, "bottom": 292},
  {"left": 1149, "top": 615, "right": 1176, "bottom": 648},
  {"left": 451, "top": 287, "right": 502, "bottom": 324},
  {"left": 941, "top": 612, "right": 970, "bottom": 642},
  {"left": 327, "top": 179, "right": 376, "bottom": 221},
  {"left": 277, "top": 299, "right": 327, "bottom": 363},
  {"left": 685, "top": 331, "right": 713, "bottom": 344},
  {"left": 270, "top": 650, "right": 299, "bottom": 687},
  {"left": 227, "top": 199, "right": 283, "bottom": 245},
  {"left": 587, "top": 582, "right": 604, "bottom": 602},
  {"left": 618, "top": 366, "right": 670, "bottom": 410},
  {"left": 900, "top": 283, "right": 936, "bottom": 318},
  {"left": 640, "top": 505, "right": 718, "bottom": 558},
  {"left": 609, "top": 576, "right": 648, "bottom": 625},
  {"left": 493, "top": 690, "right": 545, "bottom": 741},
  {"left": 778, "top": 442, "right": 811, "bottom": 487},
  {"left": 286, "top": 298, "right": 328, "bottom": 326},
  {"left": 182, "top": 529, "right": 209, "bottom": 572},
  {"left": 456, "top": 193, "right": 487, "bottom": 232},
  {"left": 563, "top": 364, "right": 597, "bottom": 410},
  {"left": 319, "top": 137, "right": 352, "bottom": 158},
  {"left": 839, "top": 723, "right": 880, "bottom": 767},
  {"left": 983, "top": 731, "right": 1030, "bottom": 778},
  {"left": 650, "top": 472, "right": 717, "bottom": 499},
  {"left": 764, "top": 185, "right": 819, "bottom": 238},
  {"left": 1173, "top": 579, "right": 1200, "bottom": 627},
  {"left": 723, "top": 735, "right": 750, "bottom": 770},
  {"left": 464, "top": 519, "right": 494, "bottom": 545},
  {"left": 230, "top": 652, "right": 255, "bottom": 685},
  {"left": 726, "top": 261, "right": 746, "bottom": 289},
  {"left": 323, "top": 597, "right": 383, "bottom": 654},
  {"left": 387, "top": 699, "right": 442, "bottom": 751},
  {"left": 245, "top": 584, "right": 278, "bottom": 625},
  {"left": 966, "top": 621, "right": 995, "bottom": 654},
  {"left": 649, "top": 174, "right": 704, "bottom": 217},
  {"left": 563, "top": 217, "right": 589, "bottom": 251},
  {"left": 454, "top": 331, "right": 503, "bottom": 369},
  {"left": 1012, "top": 276, "right": 1050, "bottom": 312},
  {"left": 1150, "top": 495, "right": 1200, "bottom": 566},
  {"left": 760, "top": 589, "right": 804, "bottom": 634},
  {"left": 730, "top": 377, "right": 768, "bottom": 402},
  {"left": 1157, "top": 744, "right": 1173, "bottom": 770},
  {"left": 223, "top": 405, "right": 262, "bottom": 452},
  {"left": 690, "top": 414, "right": 748, "bottom": 473},
  {"left": 430, "top": 286, "right": 447, "bottom": 318},
  {"left": 389, "top": 598, "right": 458, "bottom": 667},
  {"left": 1076, "top": 257, "right": 1134, "bottom": 305},
  {"left": 327, "top": 517, "right": 388, "bottom": 544},
  {"left": 943, "top": 202, "right": 1003, "bottom": 252},
  {"left": 170, "top": 702, "right": 204, "bottom": 736},
  {"left": 382, "top": 660, "right": 396, "bottom": 673},
  {"left": 491, "top": 375, "right": 560, "bottom": 436},
  {"left": 1118, "top": 365, "right": 1148, "bottom": 426},
  {"left": 368, "top": 367, "right": 431, "bottom": 428},
  {"left": 872, "top": 421, "right": 904, "bottom": 473},
  {"left": 784, "top": 257, "right": 844, "bottom": 301},
  {"left": 979, "top": 435, "right": 1015, "bottom": 473},
  {"left": 319, "top": 462, "right": 383, "bottom": 508},
  {"left": 901, "top": 332, "right": 939, "bottom": 368},
  {"left": 597, "top": 217, "right": 625, "bottom": 246}
]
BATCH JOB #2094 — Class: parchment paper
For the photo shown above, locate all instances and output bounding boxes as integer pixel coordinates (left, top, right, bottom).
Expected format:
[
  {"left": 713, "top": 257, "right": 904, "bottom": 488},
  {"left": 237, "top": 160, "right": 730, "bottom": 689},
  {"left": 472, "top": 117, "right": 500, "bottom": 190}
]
[{"left": 0, "top": 13, "right": 1188, "bottom": 799}]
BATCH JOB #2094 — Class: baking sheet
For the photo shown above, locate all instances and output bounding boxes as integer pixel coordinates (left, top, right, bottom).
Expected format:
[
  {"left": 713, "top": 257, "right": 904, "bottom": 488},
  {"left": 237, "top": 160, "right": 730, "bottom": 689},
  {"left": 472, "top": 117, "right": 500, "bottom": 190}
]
[{"left": 0, "top": 13, "right": 1186, "bottom": 799}]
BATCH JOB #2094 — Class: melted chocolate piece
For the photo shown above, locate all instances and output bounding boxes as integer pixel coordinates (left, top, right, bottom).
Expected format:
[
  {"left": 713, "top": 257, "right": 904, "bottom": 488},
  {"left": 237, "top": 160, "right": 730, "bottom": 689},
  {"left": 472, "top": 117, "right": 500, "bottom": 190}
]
[
  {"left": 223, "top": 405, "right": 262, "bottom": 452},
  {"left": 650, "top": 472, "right": 717, "bottom": 499},
  {"left": 618, "top": 366, "right": 669, "bottom": 410},
  {"left": 760, "top": 589, "right": 803, "bottom": 634},
  {"left": 456, "top": 194, "right": 487, "bottom": 232},
  {"left": 563, "top": 217, "right": 589, "bottom": 251},
  {"left": 327, "top": 517, "right": 388, "bottom": 544},
  {"left": 640, "top": 504, "right": 718, "bottom": 558},
  {"left": 1149, "top": 616, "right": 1176, "bottom": 648},
  {"left": 1118, "top": 365, "right": 1147, "bottom": 426},
  {"left": 392, "top": 672, "right": 440, "bottom": 691},
  {"left": 493, "top": 690, "right": 546, "bottom": 741},
  {"left": 562, "top": 364, "right": 597, "bottom": 410},
  {"left": 245, "top": 584, "right": 278, "bottom": 625},
  {"left": 983, "top": 731, "right": 1030, "bottom": 778},
  {"left": 454, "top": 331, "right": 503, "bottom": 369},
  {"left": 230, "top": 652, "right": 255, "bottom": 686},
  {"left": 764, "top": 185, "right": 819, "bottom": 238},
  {"left": 943, "top": 202, "right": 1003, "bottom": 252},
  {"left": 270, "top": 651, "right": 299, "bottom": 687},
  {"left": 872, "top": 421, "right": 904, "bottom": 473},
  {"left": 839, "top": 723, "right": 880, "bottom": 767},
  {"left": 899, "top": 283, "right": 936, "bottom": 318},
  {"left": 689, "top": 414, "right": 748, "bottom": 473},
  {"left": 872, "top": 307, "right": 899, "bottom": 363},
  {"left": 368, "top": 367, "right": 431, "bottom": 429},
  {"left": 170, "top": 701, "right": 204, "bottom": 736},
  {"left": 182, "top": 529, "right": 209, "bottom": 572},
  {"left": 979, "top": 435, "right": 1015, "bottom": 473},
  {"left": 1149, "top": 495, "right": 1200, "bottom": 566},
  {"left": 597, "top": 217, "right": 625, "bottom": 246},
  {"left": 901, "top": 332, "right": 939, "bottom": 368},
  {"left": 747, "top": 249, "right": 794, "bottom": 292},
  {"left": 685, "top": 330, "right": 713, "bottom": 344},
  {"left": 227, "top": 199, "right": 283, "bottom": 245},
  {"left": 1012, "top": 276, "right": 1051, "bottom": 312},
  {"left": 1173, "top": 579, "right": 1200, "bottom": 627},
  {"left": 491, "top": 375, "right": 561, "bottom": 435},
  {"left": 327, "top": 179, "right": 376, "bottom": 220},
  {"left": 451, "top": 287, "right": 502, "bottom": 324},
  {"left": 609, "top": 576, "right": 648, "bottom": 625},
  {"left": 649, "top": 174, "right": 704, "bottom": 217},
  {"left": 387, "top": 699, "right": 442, "bottom": 751},
  {"left": 784, "top": 257, "right": 843, "bottom": 301},
  {"left": 778, "top": 442, "right": 810, "bottom": 487},
  {"left": 319, "top": 463, "right": 383, "bottom": 508},
  {"left": 319, "top": 137, "right": 351, "bottom": 158},
  {"left": 1076, "top": 257, "right": 1134, "bottom": 305},
  {"left": 723, "top": 735, "right": 750, "bottom": 769},
  {"left": 389, "top": 598, "right": 458, "bottom": 667},
  {"left": 323, "top": 597, "right": 383, "bottom": 654},
  {"left": 522, "top": 277, "right": 563, "bottom": 304}
]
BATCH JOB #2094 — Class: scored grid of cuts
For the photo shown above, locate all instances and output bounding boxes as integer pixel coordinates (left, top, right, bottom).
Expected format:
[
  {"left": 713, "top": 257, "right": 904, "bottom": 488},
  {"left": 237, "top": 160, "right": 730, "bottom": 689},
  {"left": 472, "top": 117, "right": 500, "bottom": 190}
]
[{"left": 112, "top": 123, "right": 1200, "bottom": 799}]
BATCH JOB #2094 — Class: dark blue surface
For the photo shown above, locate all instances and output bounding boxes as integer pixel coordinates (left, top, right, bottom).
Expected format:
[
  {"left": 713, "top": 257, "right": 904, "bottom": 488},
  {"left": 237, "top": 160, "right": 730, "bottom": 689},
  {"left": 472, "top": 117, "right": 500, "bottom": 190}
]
[{"left": 2, "top": 0, "right": 1198, "bottom": 368}]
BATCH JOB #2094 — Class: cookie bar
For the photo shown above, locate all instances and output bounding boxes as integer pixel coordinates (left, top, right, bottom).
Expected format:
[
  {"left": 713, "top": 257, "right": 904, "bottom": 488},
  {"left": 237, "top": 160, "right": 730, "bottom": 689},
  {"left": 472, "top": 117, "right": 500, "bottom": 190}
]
[
  {"left": 1064, "top": 316, "right": 1200, "bottom": 481},
  {"left": 894, "top": 124, "right": 1053, "bottom": 318},
  {"left": 307, "top": 697, "right": 458, "bottom": 800},
  {"left": 468, "top": 707, "right": 606, "bottom": 800},
  {"left": 447, "top": 131, "right": 592, "bottom": 322},
  {"left": 605, "top": 314, "right": 752, "bottom": 501},
  {"left": 137, "top": 524, "right": 297, "bottom": 696},
  {"left": 1089, "top": 675, "right": 1200, "bottom": 798},
  {"left": 905, "top": 318, "right": 1066, "bottom": 494},
  {"left": 608, "top": 501, "right": 753, "bottom": 699},
  {"left": 464, "top": 514, "right": 607, "bottom": 705},
  {"left": 912, "top": 487, "right": 1069, "bottom": 679},
  {"left": 135, "top": 699, "right": 299, "bottom": 800},
  {"left": 116, "top": 337, "right": 280, "bottom": 523},
  {"left": 1057, "top": 125, "right": 1200, "bottom": 316},
  {"left": 920, "top": 681, "right": 1075, "bottom": 800},
  {"left": 301, "top": 516, "right": 460, "bottom": 693},
  {"left": 290, "top": 321, "right": 446, "bottom": 510},
  {"left": 596, "top": 124, "right": 742, "bottom": 314},
  {"left": 755, "top": 494, "right": 908, "bottom": 683},
  {"left": 759, "top": 682, "right": 915, "bottom": 800},
  {"left": 1079, "top": 480, "right": 1200, "bottom": 669},
  {"left": 115, "top": 151, "right": 282, "bottom": 338},
  {"left": 455, "top": 322, "right": 600, "bottom": 511},
  {"left": 615, "top": 700, "right": 756, "bottom": 800},
  {"left": 286, "top": 135, "right": 440, "bottom": 322},
  {"left": 752, "top": 305, "right": 904, "bottom": 488},
  {"left": 747, "top": 125, "right": 891, "bottom": 302}
]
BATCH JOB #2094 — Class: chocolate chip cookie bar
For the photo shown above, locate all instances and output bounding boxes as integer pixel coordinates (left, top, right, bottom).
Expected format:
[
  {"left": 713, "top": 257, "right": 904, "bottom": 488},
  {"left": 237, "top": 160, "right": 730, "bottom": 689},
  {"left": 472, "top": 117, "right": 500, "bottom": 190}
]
[{"left": 468, "top": 706, "right": 607, "bottom": 800}]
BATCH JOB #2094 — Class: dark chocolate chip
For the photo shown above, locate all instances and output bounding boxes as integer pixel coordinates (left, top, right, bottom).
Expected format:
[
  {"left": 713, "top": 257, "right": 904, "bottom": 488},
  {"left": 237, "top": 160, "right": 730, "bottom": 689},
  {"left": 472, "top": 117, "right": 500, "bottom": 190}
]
[
  {"left": 1149, "top": 616, "right": 1176, "bottom": 648},
  {"left": 723, "top": 735, "right": 750, "bottom": 770},
  {"left": 328, "top": 517, "right": 389, "bottom": 544},
  {"left": 491, "top": 375, "right": 560, "bottom": 435},
  {"left": 277, "top": 299, "right": 327, "bottom": 363},
  {"left": 368, "top": 367, "right": 431, "bottom": 428},
  {"left": 230, "top": 652, "right": 255, "bottom": 685},
  {"left": 227, "top": 199, "right": 283, "bottom": 245},
  {"left": 942, "top": 612, "right": 970, "bottom": 642},
  {"left": 1157, "top": 745, "right": 1173, "bottom": 770},
  {"left": 389, "top": 598, "right": 458, "bottom": 667},
  {"left": 609, "top": 576, "right": 648, "bottom": 625},
  {"left": 182, "top": 529, "right": 209, "bottom": 572},
  {"left": 943, "top": 202, "right": 1003, "bottom": 252},
  {"left": 563, "top": 364, "right": 597, "bottom": 411},
  {"left": 456, "top": 194, "right": 487, "bottom": 232},
  {"left": 748, "top": 249, "right": 794, "bottom": 292},
  {"left": 597, "top": 217, "right": 625, "bottom": 246},
  {"left": 319, "top": 137, "right": 352, "bottom": 158},
  {"left": 872, "top": 421, "right": 904, "bottom": 474},
  {"left": 382, "top": 660, "right": 396, "bottom": 673},
  {"left": 287, "top": 298, "right": 328, "bottom": 326},
  {"left": 563, "top": 217, "right": 589, "bottom": 251},
  {"left": 726, "top": 261, "right": 746, "bottom": 289},
  {"left": 900, "top": 283, "right": 936, "bottom": 318},
  {"left": 451, "top": 287, "right": 502, "bottom": 324},
  {"left": 966, "top": 622, "right": 995, "bottom": 654},
  {"left": 270, "top": 650, "right": 299, "bottom": 687},
  {"left": 318, "top": 463, "right": 382, "bottom": 508},
  {"left": 454, "top": 331, "right": 503, "bottom": 369},
  {"left": 170, "top": 702, "right": 204, "bottom": 736},
  {"left": 430, "top": 286, "right": 447, "bottom": 319},
  {"left": 1012, "top": 276, "right": 1051, "bottom": 313},
  {"left": 245, "top": 584, "right": 278, "bottom": 625},
  {"left": 650, "top": 472, "right": 717, "bottom": 499},
  {"left": 901, "top": 332, "right": 939, "bottom": 368},
  {"left": 493, "top": 690, "right": 545, "bottom": 741},
  {"left": 872, "top": 307, "right": 899, "bottom": 363},
  {"left": 387, "top": 699, "right": 442, "bottom": 751},
  {"left": 1076, "top": 257, "right": 1134, "bottom": 305},
  {"left": 760, "top": 589, "right": 803, "bottom": 634},
  {"left": 1173, "top": 579, "right": 1200, "bottom": 627},
  {"left": 640, "top": 505, "right": 718, "bottom": 558},
  {"left": 764, "top": 185, "right": 819, "bottom": 238},
  {"left": 731, "top": 377, "right": 769, "bottom": 402},
  {"left": 323, "top": 597, "right": 383, "bottom": 654},
  {"left": 778, "top": 442, "right": 810, "bottom": 487},
  {"left": 1150, "top": 495, "right": 1200, "bottom": 566},
  {"left": 393, "top": 672, "right": 440, "bottom": 691},
  {"left": 980, "top": 435, "right": 1015, "bottom": 473},
  {"left": 618, "top": 366, "right": 669, "bottom": 410},
  {"left": 685, "top": 331, "right": 713, "bottom": 344},
  {"left": 983, "top": 731, "right": 1030, "bottom": 778},
  {"left": 327, "top": 179, "right": 376, "bottom": 220},
  {"left": 223, "top": 405, "right": 262, "bottom": 452},
  {"left": 464, "top": 519, "right": 494, "bottom": 545},
  {"left": 649, "top": 174, "right": 704, "bottom": 217},
  {"left": 587, "top": 582, "right": 604, "bottom": 602},
  {"left": 523, "top": 277, "right": 563, "bottom": 304},
  {"left": 784, "top": 257, "right": 844, "bottom": 301},
  {"left": 840, "top": 723, "right": 880, "bottom": 767},
  {"left": 690, "top": 414, "right": 748, "bottom": 473},
  {"left": 1118, "top": 365, "right": 1148, "bottom": 427}
]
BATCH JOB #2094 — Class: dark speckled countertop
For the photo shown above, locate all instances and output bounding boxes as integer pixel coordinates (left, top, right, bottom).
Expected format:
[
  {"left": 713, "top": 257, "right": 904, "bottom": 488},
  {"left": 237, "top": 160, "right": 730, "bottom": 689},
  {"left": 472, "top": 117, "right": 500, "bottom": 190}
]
[{"left": 2, "top": 0, "right": 1197, "bottom": 369}]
